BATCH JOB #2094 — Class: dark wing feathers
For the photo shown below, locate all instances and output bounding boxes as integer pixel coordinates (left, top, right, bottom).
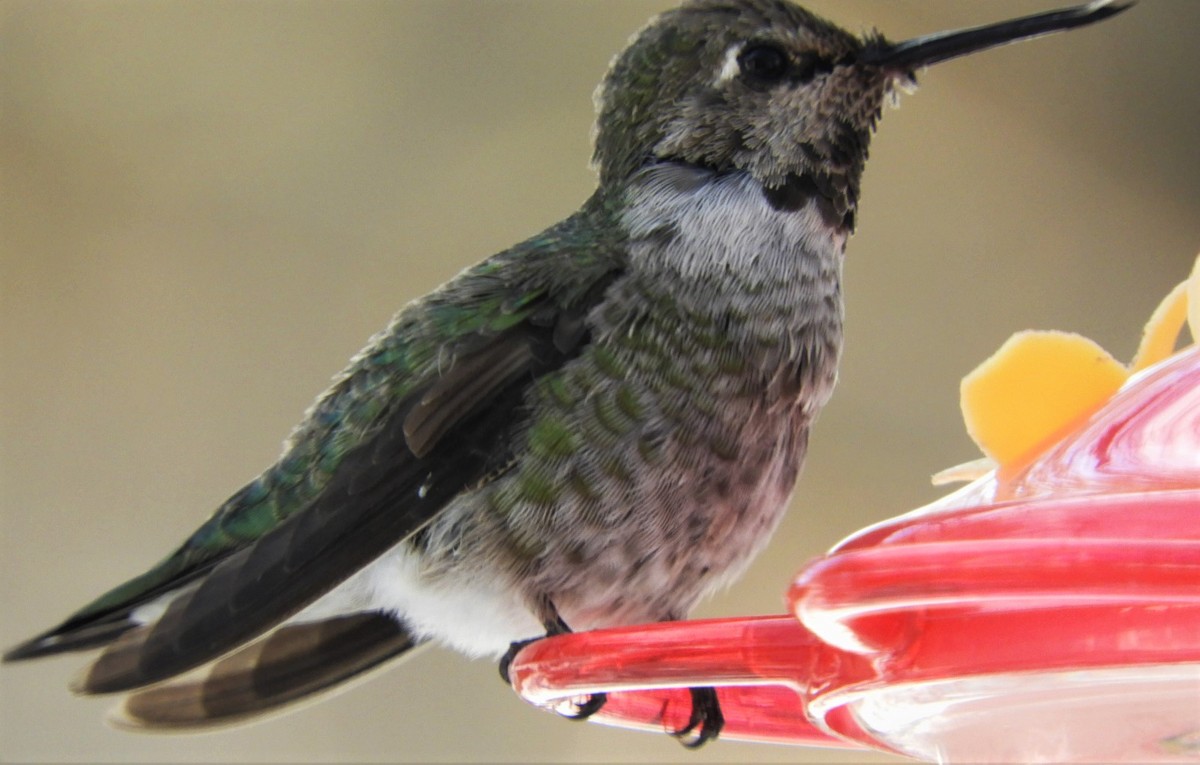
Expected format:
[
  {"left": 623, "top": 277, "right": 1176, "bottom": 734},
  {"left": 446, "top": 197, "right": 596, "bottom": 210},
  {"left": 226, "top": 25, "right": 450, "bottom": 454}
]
[
  {"left": 2, "top": 614, "right": 144, "bottom": 661},
  {"left": 73, "top": 302, "right": 613, "bottom": 694},
  {"left": 10, "top": 291, "right": 542, "bottom": 656},
  {"left": 403, "top": 335, "right": 535, "bottom": 458}
]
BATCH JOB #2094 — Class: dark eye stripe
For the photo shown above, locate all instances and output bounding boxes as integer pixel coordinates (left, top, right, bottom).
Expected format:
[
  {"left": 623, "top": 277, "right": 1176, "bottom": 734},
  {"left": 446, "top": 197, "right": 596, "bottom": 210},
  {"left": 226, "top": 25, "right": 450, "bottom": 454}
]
[{"left": 792, "top": 53, "right": 837, "bottom": 83}]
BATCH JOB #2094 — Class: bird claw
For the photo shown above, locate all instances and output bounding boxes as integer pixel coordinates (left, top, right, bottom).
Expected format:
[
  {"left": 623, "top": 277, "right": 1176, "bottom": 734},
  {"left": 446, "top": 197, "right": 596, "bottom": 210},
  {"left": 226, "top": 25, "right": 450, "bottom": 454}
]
[
  {"left": 498, "top": 637, "right": 539, "bottom": 685},
  {"left": 501, "top": 636, "right": 607, "bottom": 720},
  {"left": 501, "top": 598, "right": 576, "bottom": 685},
  {"left": 671, "top": 687, "right": 724, "bottom": 748},
  {"left": 551, "top": 691, "right": 607, "bottom": 720}
]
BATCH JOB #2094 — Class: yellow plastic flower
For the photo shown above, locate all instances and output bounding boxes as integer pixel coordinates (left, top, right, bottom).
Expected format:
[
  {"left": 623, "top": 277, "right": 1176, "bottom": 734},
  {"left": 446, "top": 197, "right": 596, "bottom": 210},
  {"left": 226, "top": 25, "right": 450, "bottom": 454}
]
[{"left": 935, "top": 254, "right": 1200, "bottom": 484}]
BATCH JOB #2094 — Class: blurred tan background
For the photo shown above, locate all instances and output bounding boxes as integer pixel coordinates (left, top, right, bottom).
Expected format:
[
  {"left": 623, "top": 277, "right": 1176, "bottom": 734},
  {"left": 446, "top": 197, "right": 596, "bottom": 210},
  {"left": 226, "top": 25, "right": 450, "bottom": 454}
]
[{"left": 2, "top": 1, "right": 1197, "bottom": 762}]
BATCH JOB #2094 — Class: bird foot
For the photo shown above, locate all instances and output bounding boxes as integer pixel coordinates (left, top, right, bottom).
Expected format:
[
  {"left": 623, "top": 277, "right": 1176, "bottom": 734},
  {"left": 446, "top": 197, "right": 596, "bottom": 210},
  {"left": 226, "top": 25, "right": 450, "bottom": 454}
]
[
  {"left": 550, "top": 691, "right": 608, "bottom": 720},
  {"left": 671, "top": 687, "right": 724, "bottom": 748},
  {"left": 498, "top": 637, "right": 538, "bottom": 685},
  {"left": 499, "top": 636, "right": 607, "bottom": 720}
]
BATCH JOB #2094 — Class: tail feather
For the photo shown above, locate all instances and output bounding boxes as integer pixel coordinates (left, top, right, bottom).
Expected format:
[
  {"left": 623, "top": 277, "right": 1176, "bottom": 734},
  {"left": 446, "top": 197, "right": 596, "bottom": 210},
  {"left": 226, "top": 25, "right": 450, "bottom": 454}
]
[{"left": 89, "top": 613, "right": 420, "bottom": 730}]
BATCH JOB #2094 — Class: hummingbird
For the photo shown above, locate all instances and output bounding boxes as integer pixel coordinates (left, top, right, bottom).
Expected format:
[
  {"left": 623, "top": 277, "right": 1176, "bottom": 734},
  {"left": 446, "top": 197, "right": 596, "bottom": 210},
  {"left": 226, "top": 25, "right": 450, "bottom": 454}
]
[{"left": 5, "top": 0, "right": 1131, "bottom": 748}]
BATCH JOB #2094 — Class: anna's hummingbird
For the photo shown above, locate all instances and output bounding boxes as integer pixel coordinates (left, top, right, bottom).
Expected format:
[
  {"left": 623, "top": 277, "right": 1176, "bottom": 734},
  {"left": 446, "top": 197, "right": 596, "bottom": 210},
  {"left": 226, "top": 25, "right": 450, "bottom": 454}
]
[{"left": 5, "top": 0, "right": 1130, "bottom": 748}]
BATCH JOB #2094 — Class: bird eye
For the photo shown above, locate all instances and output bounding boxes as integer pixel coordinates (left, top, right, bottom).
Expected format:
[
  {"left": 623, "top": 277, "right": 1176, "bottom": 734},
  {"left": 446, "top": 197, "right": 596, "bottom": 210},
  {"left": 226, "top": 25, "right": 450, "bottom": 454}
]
[{"left": 738, "top": 43, "right": 790, "bottom": 85}]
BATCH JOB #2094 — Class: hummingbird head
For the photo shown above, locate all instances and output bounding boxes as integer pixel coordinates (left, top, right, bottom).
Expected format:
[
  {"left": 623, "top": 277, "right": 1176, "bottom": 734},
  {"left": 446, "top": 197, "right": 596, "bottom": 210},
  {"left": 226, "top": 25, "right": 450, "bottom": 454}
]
[{"left": 593, "top": 0, "right": 1132, "bottom": 229}]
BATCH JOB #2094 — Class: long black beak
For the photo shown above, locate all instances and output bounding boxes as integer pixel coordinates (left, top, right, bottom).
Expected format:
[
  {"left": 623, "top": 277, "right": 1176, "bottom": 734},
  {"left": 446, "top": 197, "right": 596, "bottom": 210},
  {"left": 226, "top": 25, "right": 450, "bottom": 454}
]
[{"left": 861, "top": 0, "right": 1134, "bottom": 71}]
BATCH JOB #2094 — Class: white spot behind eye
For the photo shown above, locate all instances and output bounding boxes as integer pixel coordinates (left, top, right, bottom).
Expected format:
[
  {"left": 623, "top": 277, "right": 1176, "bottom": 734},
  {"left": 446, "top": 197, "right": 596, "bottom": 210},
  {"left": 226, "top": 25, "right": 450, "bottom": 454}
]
[{"left": 714, "top": 43, "right": 744, "bottom": 86}]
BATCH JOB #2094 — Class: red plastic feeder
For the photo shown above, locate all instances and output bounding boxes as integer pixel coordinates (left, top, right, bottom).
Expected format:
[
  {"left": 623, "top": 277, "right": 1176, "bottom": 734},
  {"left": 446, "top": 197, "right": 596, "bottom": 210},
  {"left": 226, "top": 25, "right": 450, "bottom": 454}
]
[{"left": 509, "top": 345, "right": 1200, "bottom": 762}]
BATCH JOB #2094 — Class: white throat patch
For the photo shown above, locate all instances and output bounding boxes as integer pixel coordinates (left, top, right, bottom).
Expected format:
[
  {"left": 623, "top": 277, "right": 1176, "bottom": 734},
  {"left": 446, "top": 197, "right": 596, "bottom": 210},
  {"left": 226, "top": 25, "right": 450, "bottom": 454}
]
[{"left": 621, "top": 165, "right": 848, "bottom": 283}]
